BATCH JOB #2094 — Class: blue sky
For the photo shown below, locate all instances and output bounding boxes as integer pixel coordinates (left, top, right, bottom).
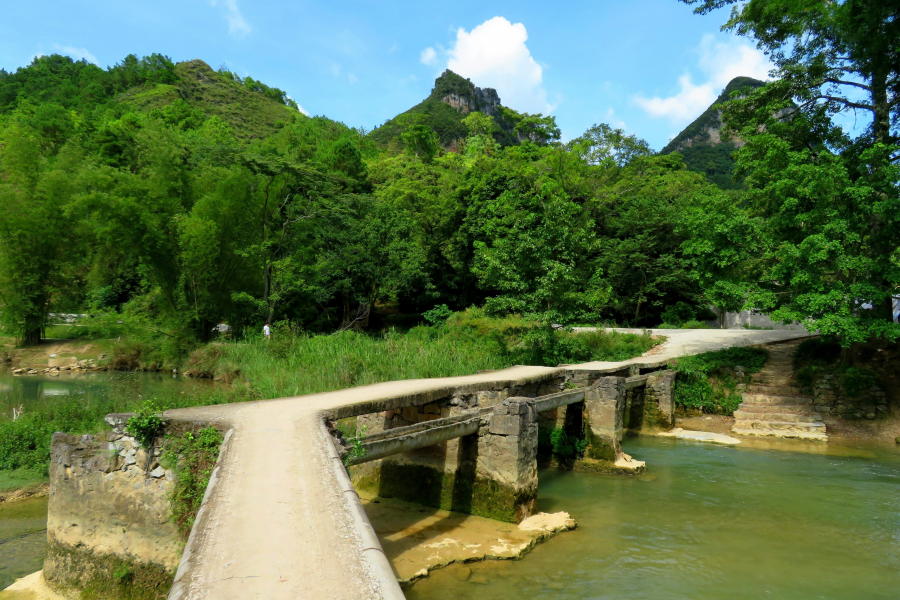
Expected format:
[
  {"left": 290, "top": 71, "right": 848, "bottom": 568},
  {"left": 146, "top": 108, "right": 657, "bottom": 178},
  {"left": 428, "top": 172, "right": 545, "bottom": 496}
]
[{"left": 0, "top": 0, "right": 775, "bottom": 150}]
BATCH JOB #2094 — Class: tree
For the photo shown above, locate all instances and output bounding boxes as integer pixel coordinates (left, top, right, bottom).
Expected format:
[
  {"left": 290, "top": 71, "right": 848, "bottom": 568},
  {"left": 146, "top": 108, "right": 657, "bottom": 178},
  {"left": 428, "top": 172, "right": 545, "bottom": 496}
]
[
  {"left": 462, "top": 111, "right": 494, "bottom": 136},
  {"left": 683, "top": 0, "right": 899, "bottom": 152},
  {"left": 683, "top": 0, "right": 900, "bottom": 343},
  {"left": 0, "top": 123, "right": 77, "bottom": 344},
  {"left": 401, "top": 124, "right": 440, "bottom": 163}
]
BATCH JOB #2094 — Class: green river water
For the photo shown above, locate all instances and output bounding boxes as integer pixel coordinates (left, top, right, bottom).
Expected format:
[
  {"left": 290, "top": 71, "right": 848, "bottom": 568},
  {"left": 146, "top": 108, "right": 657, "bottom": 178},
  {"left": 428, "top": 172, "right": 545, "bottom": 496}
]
[
  {"left": 1, "top": 368, "right": 898, "bottom": 597},
  {"left": 408, "top": 436, "right": 900, "bottom": 600}
]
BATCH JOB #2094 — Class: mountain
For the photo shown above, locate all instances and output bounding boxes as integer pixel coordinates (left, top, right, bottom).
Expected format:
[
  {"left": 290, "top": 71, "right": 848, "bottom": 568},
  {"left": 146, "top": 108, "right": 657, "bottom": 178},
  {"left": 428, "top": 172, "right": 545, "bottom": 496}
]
[
  {"left": 660, "top": 76, "right": 766, "bottom": 190},
  {"left": 0, "top": 54, "right": 301, "bottom": 141},
  {"left": 368, "top": 70, "right": 521, "bottom": 148}
]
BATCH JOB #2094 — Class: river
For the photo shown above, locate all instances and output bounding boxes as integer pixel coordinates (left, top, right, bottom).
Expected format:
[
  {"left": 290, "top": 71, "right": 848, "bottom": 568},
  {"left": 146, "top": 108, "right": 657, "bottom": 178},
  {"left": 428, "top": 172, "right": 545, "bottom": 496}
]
[
  {"left": 407, "top": 436, "right": 900, "bottom": 600},
  {"left": 1, "top": 369, "right": 898, "bottom": 597},
  {"left": 0, "top": 368, "right": 217, "bottom": 590}
]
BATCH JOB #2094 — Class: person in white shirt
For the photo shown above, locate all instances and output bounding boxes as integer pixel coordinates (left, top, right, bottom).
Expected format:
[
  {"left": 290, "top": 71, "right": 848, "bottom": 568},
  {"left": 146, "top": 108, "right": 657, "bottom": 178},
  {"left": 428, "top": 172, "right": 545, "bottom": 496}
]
[{"left": 263, "top": 323, "right": 271, "bottom": 340}]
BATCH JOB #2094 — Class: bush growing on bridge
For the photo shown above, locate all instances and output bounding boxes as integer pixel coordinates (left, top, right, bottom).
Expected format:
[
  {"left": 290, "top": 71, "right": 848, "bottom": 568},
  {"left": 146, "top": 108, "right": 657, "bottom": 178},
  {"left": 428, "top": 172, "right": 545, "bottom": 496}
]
[{"left": 161, "top": 426, "right": 224, "bottom": 540}]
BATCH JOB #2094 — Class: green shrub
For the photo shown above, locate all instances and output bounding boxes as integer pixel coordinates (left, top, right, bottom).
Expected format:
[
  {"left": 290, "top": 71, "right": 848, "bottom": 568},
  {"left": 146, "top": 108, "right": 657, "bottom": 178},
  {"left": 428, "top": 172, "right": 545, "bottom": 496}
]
[
  {"left": 672, "top": 346, "right": 767, "bottom": 415},
  {"left": 126, "top": 401, "right": 165, "bottom": 449},
  {"left": 840, "top": 367, "right": 879, "bottom": 398},
  {"left": 161, "top": 427, "right": 224, "bottom": 540},
  {"left": 422, "top": 304, "right": 453, "bottom": 326},
  {"left": 550, "top": 427, "right": 588, "bottom": 457}
]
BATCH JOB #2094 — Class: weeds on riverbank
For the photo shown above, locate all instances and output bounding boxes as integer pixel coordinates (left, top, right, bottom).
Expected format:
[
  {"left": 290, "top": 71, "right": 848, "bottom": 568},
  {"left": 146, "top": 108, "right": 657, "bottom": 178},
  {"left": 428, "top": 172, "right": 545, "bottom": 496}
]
[
  {"left": 0, "top": 309, "right": 657, "bottom": 478},
  {"left": 672, "top": 347, "right": 769, "bottom": 415}
]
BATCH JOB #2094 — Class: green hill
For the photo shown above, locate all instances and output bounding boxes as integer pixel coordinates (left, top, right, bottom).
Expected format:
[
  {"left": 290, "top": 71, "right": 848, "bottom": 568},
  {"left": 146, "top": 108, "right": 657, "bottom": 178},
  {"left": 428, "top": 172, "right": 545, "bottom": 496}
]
[
  {"left": 368, "top": 70, "right": 521, "bottom": 148},
  {"left": 0, "top": 54, "right": 301, "bottom": 140},
  {"left": 660, "top": 76, "right": 766, "bottom": 190}
]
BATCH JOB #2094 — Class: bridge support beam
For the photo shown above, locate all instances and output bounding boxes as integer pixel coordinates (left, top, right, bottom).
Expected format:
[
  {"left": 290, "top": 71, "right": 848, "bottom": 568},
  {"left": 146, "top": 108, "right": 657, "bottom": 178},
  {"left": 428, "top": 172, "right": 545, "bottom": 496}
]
[
  {"left": 475, "top": 399, "right": 539, "bottom": 522},
  {"left": 583, "top": 376, "right": 626, "bottom": 462}
]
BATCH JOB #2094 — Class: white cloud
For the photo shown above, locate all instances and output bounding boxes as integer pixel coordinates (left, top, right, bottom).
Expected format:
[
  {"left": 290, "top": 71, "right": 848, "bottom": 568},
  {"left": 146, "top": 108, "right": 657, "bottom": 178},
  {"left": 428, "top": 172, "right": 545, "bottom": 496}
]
[
  {"left": 209, "top": 0, "right": 251, "bottom": 39},
  {"left": 605, "top": 107, "right": 626, "bottom": 130},
  {"left": 52, "top": 45, "right": 98, "bottom": 65},
  {"left": 347, "top": 73, "right": 358, "bottom": 84},
  {"left": 389, "top": 43, "right": 400, "bottom": 54},
  {"left": 286, "top": 96, "right": 310, "bottom": 116},
  {"left": 424, "top": 16, "right": 554, "bottom": 114},
  {"left": 420, "top": 47, "right": 437, "bottom": 66},
  {"left": 633, "top": 34, "right": 773, "bottom": 126}
]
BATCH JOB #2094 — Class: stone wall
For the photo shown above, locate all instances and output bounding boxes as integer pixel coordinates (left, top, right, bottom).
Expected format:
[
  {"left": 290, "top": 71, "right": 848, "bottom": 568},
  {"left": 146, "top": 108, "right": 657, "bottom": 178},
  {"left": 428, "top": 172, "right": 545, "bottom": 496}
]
[
  {"left": 352, "top": 376, "right": 564, "bottom": 522},
  {"left": 810, "top": 374, "right": 890, "bottom": 420},
  {"left": 43, "top": 416, "right": 222, "bottom": 599}
]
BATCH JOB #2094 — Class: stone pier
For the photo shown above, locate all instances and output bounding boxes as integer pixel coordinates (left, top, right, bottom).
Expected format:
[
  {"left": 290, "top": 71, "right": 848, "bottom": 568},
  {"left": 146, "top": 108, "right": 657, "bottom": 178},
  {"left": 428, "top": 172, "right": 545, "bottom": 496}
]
[{"left": 345, "top": 373, "right": 673, "bottom": 522}]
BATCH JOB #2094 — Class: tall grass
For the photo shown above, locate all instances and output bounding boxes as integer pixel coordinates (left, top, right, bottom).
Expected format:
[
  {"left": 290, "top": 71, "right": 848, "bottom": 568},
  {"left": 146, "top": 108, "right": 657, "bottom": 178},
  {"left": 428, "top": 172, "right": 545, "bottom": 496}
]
[{"left": 0, "top": 309, "right": 659, "bottom": 477}]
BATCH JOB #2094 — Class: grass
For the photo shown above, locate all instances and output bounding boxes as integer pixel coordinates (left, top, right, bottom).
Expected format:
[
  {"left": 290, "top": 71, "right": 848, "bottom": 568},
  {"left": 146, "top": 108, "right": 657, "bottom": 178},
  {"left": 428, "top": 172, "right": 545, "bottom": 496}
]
[
  {"left": 0, "top": 308, "right": 658, "bottom": 481},
  {"left": 0, "top": 467, "right": 46, "bottom": 491},
  {"left": 671, "top": 346, "right": 769, "bottom": 415}
]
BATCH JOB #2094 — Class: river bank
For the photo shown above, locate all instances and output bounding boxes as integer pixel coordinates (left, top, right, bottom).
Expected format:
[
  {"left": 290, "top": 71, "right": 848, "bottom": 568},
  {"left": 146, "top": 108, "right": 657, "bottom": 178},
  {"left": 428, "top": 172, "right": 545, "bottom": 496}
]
[{"left": 677, "top": 412, "right": 900, "bottom": 445}]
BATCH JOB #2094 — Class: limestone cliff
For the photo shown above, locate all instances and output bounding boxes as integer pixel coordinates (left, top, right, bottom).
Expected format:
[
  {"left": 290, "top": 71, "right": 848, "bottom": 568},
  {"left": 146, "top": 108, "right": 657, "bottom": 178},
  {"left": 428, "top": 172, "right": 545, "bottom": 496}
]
[{"left": 368, "top": 70, "right": 519, "bottom": 148}]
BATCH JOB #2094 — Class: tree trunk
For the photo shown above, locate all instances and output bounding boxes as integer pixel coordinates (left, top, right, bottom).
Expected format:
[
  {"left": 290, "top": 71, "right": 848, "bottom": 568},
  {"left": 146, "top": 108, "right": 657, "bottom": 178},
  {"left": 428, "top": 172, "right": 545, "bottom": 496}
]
[
  {"left": 871, "top": 69, "right": 891, "bottom": 147},
  {"left": 22, "top": 314, "right": 42, "bottom": 346}
]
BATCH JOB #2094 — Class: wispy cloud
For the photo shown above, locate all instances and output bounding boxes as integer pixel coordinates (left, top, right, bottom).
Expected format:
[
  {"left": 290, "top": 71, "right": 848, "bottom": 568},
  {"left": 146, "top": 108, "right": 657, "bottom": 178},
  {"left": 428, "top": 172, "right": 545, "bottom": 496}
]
[
  {"left": 633, "top": 34, "right": 772, "bottom": 126},
  {"left": 422, "top": 16, "right": 555, "bottom": 114},
  {"left": 419, "top": 47, "right": 437, "bottom": 66},
  {"left": 52, "top": 44, "right": 98, "bottom": 65},
  {"left": 209, "top": 0, "right": 251, "bottom": 39}
]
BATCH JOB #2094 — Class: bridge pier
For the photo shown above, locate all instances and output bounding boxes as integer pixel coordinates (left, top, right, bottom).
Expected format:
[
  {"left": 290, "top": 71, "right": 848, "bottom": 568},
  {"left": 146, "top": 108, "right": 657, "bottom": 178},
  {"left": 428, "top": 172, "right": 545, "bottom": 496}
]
[{"left": 346, "top": 373, "right": 673, "bottom": 523}]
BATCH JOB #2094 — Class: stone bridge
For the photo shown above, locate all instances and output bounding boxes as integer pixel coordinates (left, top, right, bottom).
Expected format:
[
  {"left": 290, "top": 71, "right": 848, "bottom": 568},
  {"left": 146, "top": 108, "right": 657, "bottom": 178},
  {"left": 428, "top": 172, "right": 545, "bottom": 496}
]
[
  {"left": 334, "top": 371, "right": 675, "bottom": 523},
  {"left": 37, "top": 329, "right": 813, "bottom": 600}
]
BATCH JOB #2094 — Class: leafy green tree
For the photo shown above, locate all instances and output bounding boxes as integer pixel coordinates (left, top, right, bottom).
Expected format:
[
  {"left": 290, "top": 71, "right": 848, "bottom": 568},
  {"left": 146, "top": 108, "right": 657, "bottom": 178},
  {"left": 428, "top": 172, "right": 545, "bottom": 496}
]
[
  {"left": 0, "top": 123, "right": 78, "bottom": 344},
  {"left": 684, "top": 0, "right": 900, "bottom": 343},
  {"left": 683, "top": 0, "right": 899, "bottom": 150},
  {"left": 462, "top": 111, "right": 494, "bottom": 136},
  {"left": 401, "top": 124, "right": 441, "bottom": 162}
]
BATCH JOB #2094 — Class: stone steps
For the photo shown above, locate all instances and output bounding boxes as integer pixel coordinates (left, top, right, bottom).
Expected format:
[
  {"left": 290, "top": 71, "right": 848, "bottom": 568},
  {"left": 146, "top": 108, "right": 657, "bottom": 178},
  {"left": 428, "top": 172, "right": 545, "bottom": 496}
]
[
  {"left": 734, "top": 410, "right": 821, "bottom": 423},
  {"left": 740, "top": 393, "right": 813, "bottom": 405},
  {"left": 752, "top": 376, "right": 794, "bottom": 386},
  {"left": 733, "top": 418, "right": 827, "bottom": 433},
  {"left": 732, "top": 342, "right": 828, "bottom": 442},
  {"left": 735, "top": 402, "right": 819, "bottom": 415},
  {"left": 745, "top": 384, "right": 804, "bottom": 396},
  {"left": 732, "top": 428, "right": 829, "bottom": 441}
]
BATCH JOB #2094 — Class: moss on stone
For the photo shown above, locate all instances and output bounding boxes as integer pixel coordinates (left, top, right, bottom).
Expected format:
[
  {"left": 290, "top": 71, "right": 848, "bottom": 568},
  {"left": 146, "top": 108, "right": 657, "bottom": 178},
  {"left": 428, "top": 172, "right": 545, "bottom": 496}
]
[
  {"left": 43, "top": 542, "right": 173, "bottom": 600},
  {"left": 574, "top": 457, "right": 643, "bottom": 475},
  {"left": 584, "top": 431, "right": 616, "bottom": 461}
]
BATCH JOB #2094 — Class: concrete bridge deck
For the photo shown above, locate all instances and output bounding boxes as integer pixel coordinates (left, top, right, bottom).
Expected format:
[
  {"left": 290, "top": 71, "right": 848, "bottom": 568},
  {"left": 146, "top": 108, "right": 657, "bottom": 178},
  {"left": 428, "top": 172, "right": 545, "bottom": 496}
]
[{"left": 160, "top": 328, "right": 811, "bottom": 599}]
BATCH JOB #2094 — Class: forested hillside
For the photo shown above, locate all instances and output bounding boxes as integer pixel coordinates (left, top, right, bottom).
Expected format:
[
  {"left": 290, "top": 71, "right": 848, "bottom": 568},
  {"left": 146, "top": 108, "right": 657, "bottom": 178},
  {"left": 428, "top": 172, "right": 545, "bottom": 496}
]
[
  {"left": 661, "top": 76, "right": 765, "bottom": 189},
  {"left": 0, "top": 27, "right": 897, "bottom": 364}
]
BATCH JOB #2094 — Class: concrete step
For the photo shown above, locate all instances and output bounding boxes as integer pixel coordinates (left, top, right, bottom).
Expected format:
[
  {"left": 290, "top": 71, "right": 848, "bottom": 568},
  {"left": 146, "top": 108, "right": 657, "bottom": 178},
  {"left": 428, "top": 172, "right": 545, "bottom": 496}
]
[
  {"left": 745, "top": 384, "right": 803, "bottom": 396},
  {"left": 732, "top": 428, "right": 828, "bottom": 442},
  {"left": 733, "top": 419, "right": 826, "bottom": 433},
  {"left": 736, "top": 402, "right": 820, "bottom": 415},
  {"left": 734, "top": 410, "right": 821, "bottom": 423},
  {"left": 758, "top": 366, "right": 794, "bottom": 373},
  {"left": 741, "top": 393, "right": 813, "bottom": 405},
  {"left": 752, "top": 376, "right": 794, "bottom": 386}
]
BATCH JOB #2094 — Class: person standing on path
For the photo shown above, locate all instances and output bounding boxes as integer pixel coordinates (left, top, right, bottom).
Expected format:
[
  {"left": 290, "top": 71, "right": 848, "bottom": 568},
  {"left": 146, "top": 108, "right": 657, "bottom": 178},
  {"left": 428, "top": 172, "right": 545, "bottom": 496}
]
[{"left": 263, "top": 323, "right": 271, "bottom": 340}]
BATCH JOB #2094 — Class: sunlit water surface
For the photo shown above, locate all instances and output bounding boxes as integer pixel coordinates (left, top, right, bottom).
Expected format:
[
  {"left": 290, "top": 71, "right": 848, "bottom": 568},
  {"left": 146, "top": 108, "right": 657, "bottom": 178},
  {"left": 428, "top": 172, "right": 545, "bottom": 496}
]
[
  {"left": 406, "top": 436, "right": 900, "bottom": 600},
  {"left": 0, "top": 498, "right": 48, "bottom": 589}
]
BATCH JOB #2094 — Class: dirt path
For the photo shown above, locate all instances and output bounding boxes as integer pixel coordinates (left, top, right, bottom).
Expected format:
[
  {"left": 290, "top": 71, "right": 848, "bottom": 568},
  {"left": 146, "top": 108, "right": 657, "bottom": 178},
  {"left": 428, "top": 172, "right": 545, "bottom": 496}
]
[{"left": 161, "top": 329, "right": 814, "bottom": 600}]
